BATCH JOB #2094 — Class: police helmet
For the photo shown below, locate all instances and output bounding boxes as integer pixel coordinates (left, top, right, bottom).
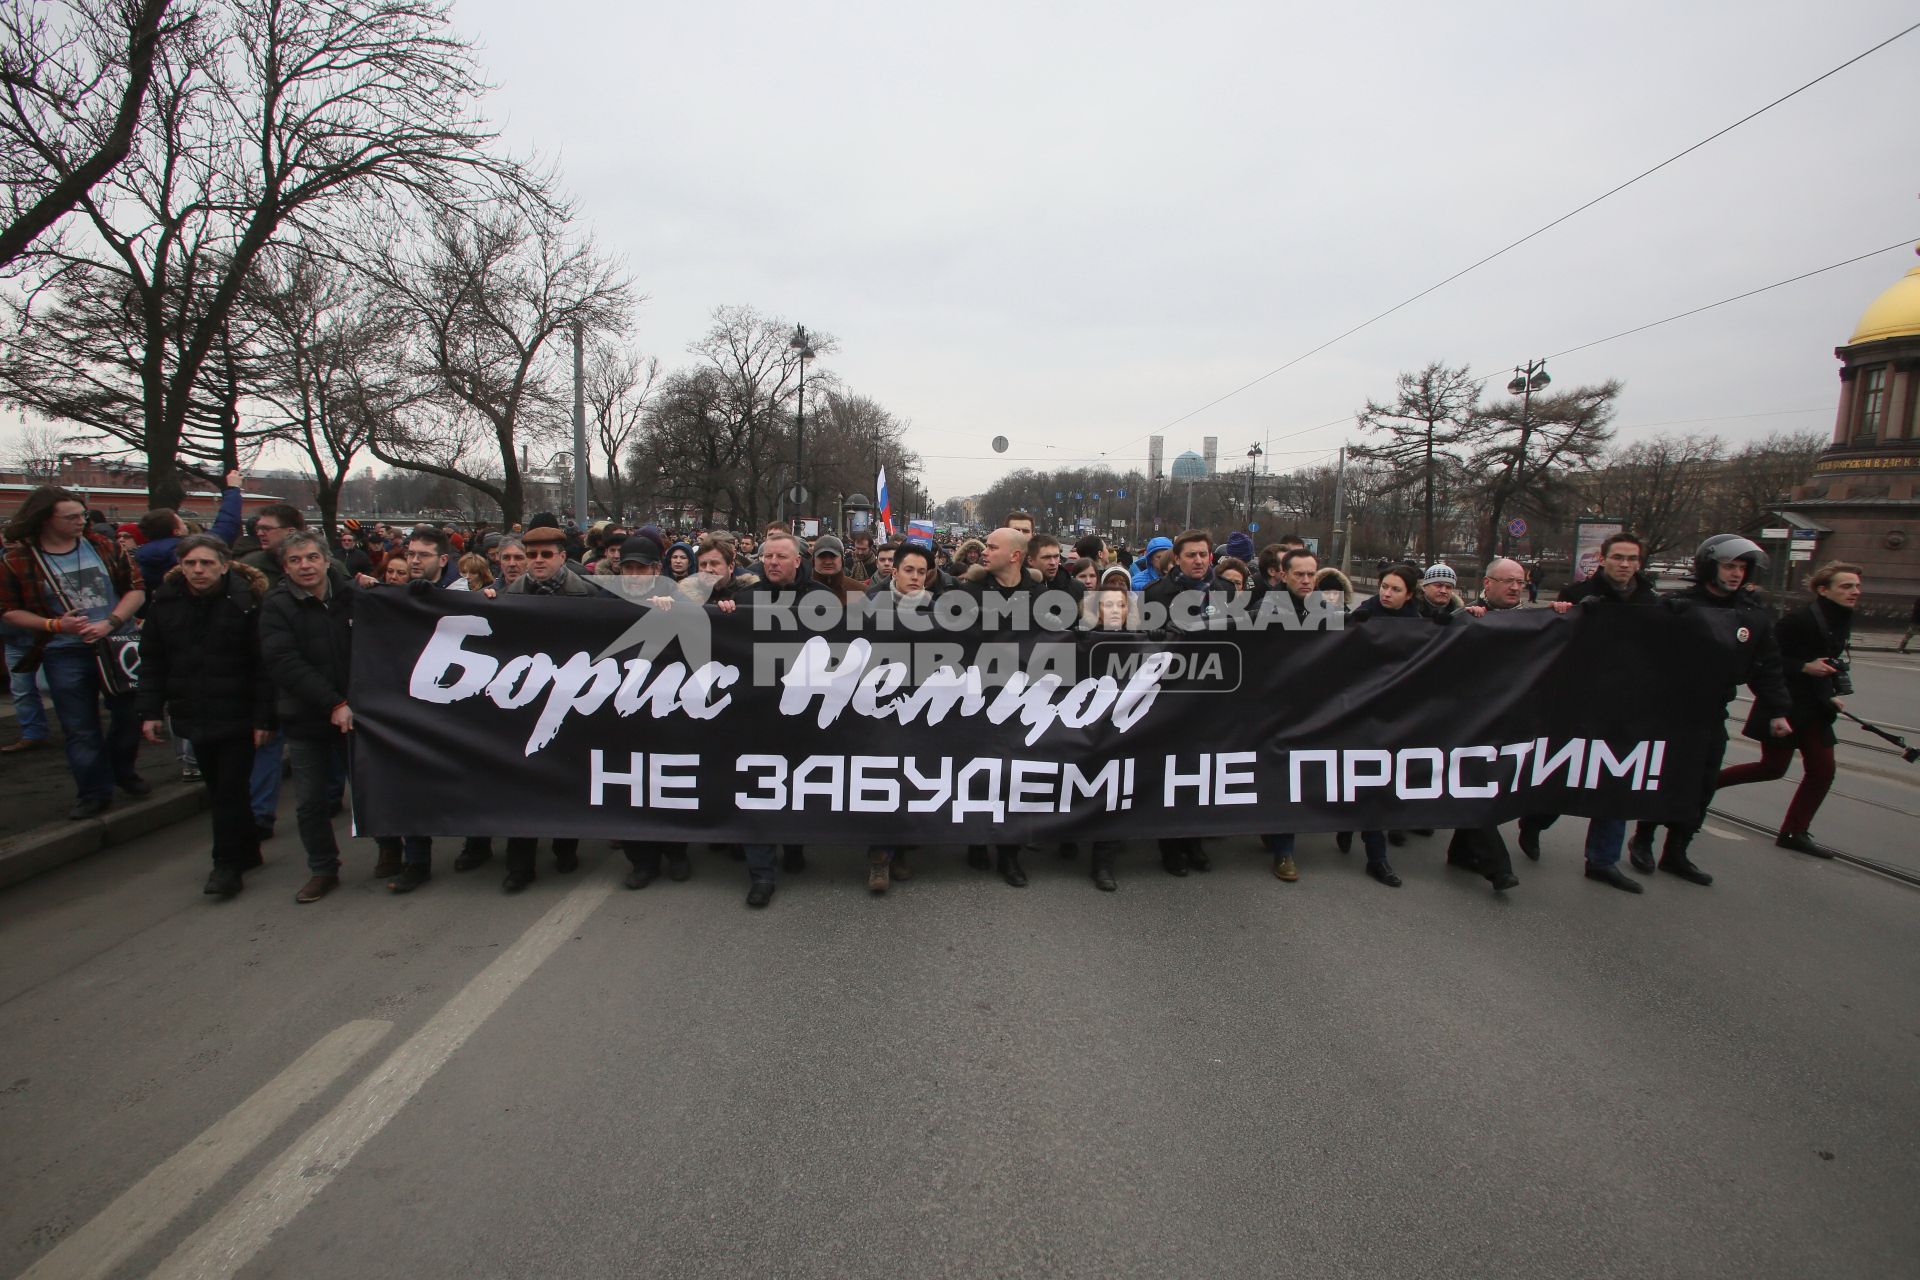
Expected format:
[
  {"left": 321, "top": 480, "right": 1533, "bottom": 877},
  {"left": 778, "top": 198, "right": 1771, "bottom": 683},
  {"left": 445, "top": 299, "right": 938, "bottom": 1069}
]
[{"left": 1693, "top": 533, "right": 1769, "bottom": 582}]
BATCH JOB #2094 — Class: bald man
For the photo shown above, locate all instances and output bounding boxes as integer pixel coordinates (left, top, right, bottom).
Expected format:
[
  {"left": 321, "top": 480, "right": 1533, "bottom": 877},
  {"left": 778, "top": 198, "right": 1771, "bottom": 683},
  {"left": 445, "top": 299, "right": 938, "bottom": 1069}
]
[{"left": 1468, "top": 558, "right": 1529, "bottom": 613}]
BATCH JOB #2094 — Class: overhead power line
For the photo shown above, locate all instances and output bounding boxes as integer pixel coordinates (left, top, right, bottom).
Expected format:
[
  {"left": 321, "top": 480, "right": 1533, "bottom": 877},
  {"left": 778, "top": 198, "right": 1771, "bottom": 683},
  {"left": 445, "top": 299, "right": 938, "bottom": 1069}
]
[{"left": 1094, "top": 19, "right": 1920, "bottom": 461}]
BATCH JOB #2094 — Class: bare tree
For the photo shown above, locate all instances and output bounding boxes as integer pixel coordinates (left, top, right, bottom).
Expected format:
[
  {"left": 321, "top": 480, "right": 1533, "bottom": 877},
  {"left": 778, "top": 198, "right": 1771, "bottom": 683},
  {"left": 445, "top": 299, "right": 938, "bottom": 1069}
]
[
  {"left": 633, "top": 368, "right": 731, "bottom": 527},
  {"left": 1584, "top": 432, "right": 1724, "bottom": 560},
  {"left": 1351, "top": 361, "right": 1479, "bottom": 563},
  {"left": 242, "top": 247, "right": 408, "bottom": 539},
  {"left": 803, "top": 390, "right": 921, "bottom": 525},
  {"left": 1, "top": 417, "right": 84, "bottom": 478},
  {"left": 690, "top": 305, "right": 835, "bottom": 530},
  {"left": 368, "top": 204, "right": 633, "bottom": 525},
  {"left": 1704, "top": 430, "right": 1827, "bottom": 533},
  {"left": 583, "top": 338, "right": 656, "bottom": 520},
  {"left": 0, "top": 0, "right": 176, "bottom": 267},
  {"left": 0, "top": 0, "right": 533, "bottom": 508},
  {"left": 1466, "top": 379, "right": 1621, "bottom": 561},
  {"left": 1582, "top": 429, "right": 1735, "bottom": 560}
]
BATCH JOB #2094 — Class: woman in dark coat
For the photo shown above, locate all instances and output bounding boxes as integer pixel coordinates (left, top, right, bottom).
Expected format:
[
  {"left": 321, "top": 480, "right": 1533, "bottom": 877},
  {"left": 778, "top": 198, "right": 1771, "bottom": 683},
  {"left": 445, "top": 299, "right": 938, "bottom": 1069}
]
[{"left": 1716, "top": 560, "right": 1863, "bottom": 858}]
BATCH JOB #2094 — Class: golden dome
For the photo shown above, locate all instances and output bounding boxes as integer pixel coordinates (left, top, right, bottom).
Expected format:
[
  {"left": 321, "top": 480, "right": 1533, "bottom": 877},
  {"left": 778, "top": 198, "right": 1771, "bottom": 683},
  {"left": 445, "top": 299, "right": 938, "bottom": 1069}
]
[{"left": 1849, "top": 243, "right": 1920, "bottom": 344}]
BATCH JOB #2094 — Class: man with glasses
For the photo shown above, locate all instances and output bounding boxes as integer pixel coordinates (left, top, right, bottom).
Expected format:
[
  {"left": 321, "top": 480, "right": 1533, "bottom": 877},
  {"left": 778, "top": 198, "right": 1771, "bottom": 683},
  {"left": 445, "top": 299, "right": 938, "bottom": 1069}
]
[
  {"left": 401, "top": 526, "right": 467, "bottom": 591},
  {"left": 1467, "top": 558, "right": 1530, "bottom": 614},
  {"left": 1, "top": 486, "right": 147, "bottom": 817},
  {"left": 240, "top": 504, "right": 308, "bottom": 588}
]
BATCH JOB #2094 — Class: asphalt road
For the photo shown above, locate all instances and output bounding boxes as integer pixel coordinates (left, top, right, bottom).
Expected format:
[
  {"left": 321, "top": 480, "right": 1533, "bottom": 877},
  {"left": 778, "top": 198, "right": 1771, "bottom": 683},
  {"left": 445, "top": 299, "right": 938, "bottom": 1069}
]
[
  {"left": 3, "top": 763, "right": 1917, "bottom": 1280},
  {"left": 1719, "top": 647, "right": 1920, "bottom": 878}
]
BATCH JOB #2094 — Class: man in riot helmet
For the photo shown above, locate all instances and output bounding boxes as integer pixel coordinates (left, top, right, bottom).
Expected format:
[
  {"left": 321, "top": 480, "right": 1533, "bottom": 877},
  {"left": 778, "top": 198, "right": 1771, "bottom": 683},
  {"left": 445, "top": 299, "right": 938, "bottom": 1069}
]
[{"left": 1629, "top": 535, "right": 1792, "bottom": 886}]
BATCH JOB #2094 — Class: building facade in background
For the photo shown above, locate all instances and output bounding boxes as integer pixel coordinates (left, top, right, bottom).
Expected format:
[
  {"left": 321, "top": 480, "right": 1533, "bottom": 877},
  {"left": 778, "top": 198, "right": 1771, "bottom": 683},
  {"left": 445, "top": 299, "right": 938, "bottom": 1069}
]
[{"left": 1779, "top": 243, "right": 1920, "bottom": 615}]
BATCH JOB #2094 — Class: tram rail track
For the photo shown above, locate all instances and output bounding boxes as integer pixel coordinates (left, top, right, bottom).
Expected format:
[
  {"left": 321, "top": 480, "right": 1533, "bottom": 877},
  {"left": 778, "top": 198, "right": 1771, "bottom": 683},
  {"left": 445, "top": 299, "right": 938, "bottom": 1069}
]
[{"left": 1705, "top": 804, "right": 1920, "bottom": 889}]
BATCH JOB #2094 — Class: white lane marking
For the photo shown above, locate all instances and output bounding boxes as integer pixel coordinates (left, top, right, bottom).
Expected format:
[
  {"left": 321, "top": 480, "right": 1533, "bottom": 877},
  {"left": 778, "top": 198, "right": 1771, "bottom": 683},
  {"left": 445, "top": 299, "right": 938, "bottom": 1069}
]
[
  {"left": 151, "top": 878, "right": 615, "bottom": 1279},
  {"left": 21, "top": 1020, "right": 392, "bottom": 1280},
  {"left": 1701, "top": 825, "right": 1746, "bottom": 841},
  {"left": 1848, "top": 657, "right": 1919, "bottom": 673}
]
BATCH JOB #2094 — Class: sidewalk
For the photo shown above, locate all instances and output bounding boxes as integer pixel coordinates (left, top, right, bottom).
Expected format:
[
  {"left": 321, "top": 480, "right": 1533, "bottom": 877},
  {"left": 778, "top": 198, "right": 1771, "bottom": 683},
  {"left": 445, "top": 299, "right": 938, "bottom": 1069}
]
[
  {"left": 0, "top": 700, "right": 207, "bottom": 889},
  {"left": 0, "top": 700, "right": 182, "bottom": 840}
]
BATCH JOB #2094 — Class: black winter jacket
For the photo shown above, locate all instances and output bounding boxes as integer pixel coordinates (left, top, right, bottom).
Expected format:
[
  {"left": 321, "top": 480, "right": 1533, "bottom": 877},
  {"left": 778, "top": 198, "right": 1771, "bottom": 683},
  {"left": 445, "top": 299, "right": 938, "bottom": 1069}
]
[
  {"left": 135, "top": 563, "right": 275, "bottom": 742},
  {"left": 1557, "top": 570, "right": 1661, "bottom": 606},
  {"left": 1745, "top": 598, "right": 1850, "bottom": 744},
  {"left": 258, "top": 567, "right": 357, "bottom": 740},
  {"left": 1672, "top": 582, "right": 1791, "bottom": 726}
]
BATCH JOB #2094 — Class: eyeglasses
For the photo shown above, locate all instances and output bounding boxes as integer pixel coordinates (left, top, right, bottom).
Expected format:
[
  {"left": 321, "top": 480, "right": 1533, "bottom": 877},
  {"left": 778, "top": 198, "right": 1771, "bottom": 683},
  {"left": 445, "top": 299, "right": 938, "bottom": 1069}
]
[{"left": 527, "top": 549, "right": 562, "bottom": 559}]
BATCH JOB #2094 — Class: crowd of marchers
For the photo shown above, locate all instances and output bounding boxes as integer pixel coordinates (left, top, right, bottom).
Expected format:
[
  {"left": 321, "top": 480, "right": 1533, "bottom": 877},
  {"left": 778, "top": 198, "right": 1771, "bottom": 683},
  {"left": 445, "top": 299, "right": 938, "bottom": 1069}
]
[{"left": 1, "top": 483, "right": 1869, "bottom": 910}]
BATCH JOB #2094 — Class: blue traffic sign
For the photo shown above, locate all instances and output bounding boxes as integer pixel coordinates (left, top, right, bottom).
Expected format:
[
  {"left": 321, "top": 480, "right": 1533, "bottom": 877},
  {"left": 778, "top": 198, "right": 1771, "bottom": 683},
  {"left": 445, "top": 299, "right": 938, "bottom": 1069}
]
[
  {"left": 1506, "top": 517, "right": 1529, "bottom": 538},
  {"left": 1248, "top": 522, "right": 1260, "bottom": 533}
]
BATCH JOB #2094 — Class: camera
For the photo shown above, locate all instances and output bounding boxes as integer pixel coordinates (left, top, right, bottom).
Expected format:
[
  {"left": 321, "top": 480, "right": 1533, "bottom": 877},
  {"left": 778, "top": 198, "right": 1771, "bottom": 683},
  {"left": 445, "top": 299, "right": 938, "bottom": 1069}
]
[{"left": 1830, "top": 655, "right": 1853, "bottom": 698}]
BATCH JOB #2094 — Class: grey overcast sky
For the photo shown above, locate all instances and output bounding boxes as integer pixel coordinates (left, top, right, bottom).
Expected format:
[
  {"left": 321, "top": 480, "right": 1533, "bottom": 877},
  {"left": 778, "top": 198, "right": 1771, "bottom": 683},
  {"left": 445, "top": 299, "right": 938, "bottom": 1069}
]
[
  {"left": 51, "top": 0, "right": 1920, "bottom": 500},
  {"left": 447, "top": 0, "right": 1917, "bottom": 498}
]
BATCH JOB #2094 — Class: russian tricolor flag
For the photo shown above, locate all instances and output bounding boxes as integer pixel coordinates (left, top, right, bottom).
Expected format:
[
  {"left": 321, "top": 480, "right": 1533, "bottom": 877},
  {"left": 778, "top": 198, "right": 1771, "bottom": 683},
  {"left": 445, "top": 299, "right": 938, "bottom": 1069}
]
[
  {"left": 907, "top": 518, "right": 936, "bottom": 546},
  {"left": 875, "top": 467, "right": 894, "bottom": 537}
]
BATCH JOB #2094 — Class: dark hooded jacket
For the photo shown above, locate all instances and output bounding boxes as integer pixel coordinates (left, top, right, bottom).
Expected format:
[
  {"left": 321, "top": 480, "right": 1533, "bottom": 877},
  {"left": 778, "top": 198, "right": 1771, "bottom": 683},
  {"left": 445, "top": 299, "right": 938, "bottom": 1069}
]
[{"left": 135, "top": 561, "right": 275, "bottom": 741}]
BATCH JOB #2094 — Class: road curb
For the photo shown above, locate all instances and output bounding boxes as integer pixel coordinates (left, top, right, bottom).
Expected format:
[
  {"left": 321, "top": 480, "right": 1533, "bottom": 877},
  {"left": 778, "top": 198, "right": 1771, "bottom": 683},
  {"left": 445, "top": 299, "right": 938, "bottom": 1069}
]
[{"left": 0, "top": 783, "right": 208, "bottom": 891}]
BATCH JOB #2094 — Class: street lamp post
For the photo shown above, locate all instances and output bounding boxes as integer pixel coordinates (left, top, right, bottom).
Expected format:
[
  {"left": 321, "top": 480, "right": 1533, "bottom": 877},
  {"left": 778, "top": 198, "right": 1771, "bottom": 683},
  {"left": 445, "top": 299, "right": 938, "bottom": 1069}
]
[
  {"left": 1245, "top": 443, "right": 1264, "bottom": 525},
  {"left": 790, "top": 324, "right": 815, "bottom": 520},
  {"left": 1504, "top": 359, "right": 1551, "bottom": 554}
]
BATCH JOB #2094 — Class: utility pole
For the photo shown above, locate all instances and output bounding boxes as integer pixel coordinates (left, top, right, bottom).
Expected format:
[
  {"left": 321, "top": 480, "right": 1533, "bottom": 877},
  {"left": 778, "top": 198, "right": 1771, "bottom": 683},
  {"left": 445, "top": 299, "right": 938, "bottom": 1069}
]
[
  {"left": 1503, "top": 359, "right": 1550, "bottom": 556},
  {"left": 791, "top": 324, "right": 814, "bottom": 519},
  {"left": 1330, "top": 445, "right": 1347, "bottom": 572},
  {"left": 571, "top": 321, "right": 587, "bottom": 521}
]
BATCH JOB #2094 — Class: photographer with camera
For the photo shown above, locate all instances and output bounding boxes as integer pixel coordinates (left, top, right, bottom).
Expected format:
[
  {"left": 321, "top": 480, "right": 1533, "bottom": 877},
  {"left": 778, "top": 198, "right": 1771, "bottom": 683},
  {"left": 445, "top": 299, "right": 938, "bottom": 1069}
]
[{"left": 1715, "top": 561, "right": 1863, "bottom": 859}]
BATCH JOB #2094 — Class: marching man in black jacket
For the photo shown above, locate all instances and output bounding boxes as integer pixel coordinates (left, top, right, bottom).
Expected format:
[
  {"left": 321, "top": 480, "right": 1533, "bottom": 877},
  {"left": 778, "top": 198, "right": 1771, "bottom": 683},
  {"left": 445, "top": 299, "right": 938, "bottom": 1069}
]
[
  {"left": 257, "top": 529, "right": 360, "bottom": 903},
  {"left": 136, "top": 534, "right": 275, "bottom": 899},
  {"left": 1628, "top": 535, "right": 1792, "bottom": 884}
]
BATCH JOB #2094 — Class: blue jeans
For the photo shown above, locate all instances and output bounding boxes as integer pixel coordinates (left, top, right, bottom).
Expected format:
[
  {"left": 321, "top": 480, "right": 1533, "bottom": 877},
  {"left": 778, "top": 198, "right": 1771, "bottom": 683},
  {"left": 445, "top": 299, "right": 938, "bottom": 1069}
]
[
  {"left": 41, "top": 647, "right": 139, "bottom": 803},
  {"left": 741, "top": 843, "right": 777, "bottom": 884},
  {"left": 5, "top": 636, "right": 49, "bottom": 741},
  {"left": 1584, "top": 818, "right": 1626, "bottom": 868},
  {"left": 1261, "top": 833, "right": 1295, "bottom": 855},
  {"left": 250, "top": 735, "right": 284, "bottom": 827}
]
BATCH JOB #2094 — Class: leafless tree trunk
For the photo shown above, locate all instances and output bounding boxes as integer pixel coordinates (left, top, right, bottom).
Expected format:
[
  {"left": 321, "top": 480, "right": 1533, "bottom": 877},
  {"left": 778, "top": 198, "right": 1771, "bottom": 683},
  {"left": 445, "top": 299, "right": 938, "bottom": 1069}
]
[
  {"left": 0, "top": 0, "right": 175, "bottom": 267},
  {"left": 0, "top": 0, "right": 536, "bottom": 508},
  {"left": 584, "top": 339, "right": 656, "bottom": 520}
]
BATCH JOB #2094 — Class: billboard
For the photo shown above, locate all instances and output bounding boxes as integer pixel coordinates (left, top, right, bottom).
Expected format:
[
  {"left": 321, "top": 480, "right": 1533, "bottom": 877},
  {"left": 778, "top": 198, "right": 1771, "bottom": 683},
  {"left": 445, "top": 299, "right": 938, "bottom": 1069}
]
[{"left": 1573, "top": 517, "right": 1623, "bottom": 583}]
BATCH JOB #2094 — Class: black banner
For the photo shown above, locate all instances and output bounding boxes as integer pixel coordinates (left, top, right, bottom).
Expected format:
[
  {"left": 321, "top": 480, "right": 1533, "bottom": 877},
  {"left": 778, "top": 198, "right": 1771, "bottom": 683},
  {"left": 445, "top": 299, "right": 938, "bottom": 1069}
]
[{"left": 349, "top": 590, "right": 1734, "bottom": 842}]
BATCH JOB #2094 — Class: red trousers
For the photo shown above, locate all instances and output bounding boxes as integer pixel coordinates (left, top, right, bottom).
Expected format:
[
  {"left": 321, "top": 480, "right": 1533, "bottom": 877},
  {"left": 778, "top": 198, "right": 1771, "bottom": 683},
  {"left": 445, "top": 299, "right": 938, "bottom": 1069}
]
[{"left": 1716, "top": 727, "right": 1836, "bottom": 835}]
